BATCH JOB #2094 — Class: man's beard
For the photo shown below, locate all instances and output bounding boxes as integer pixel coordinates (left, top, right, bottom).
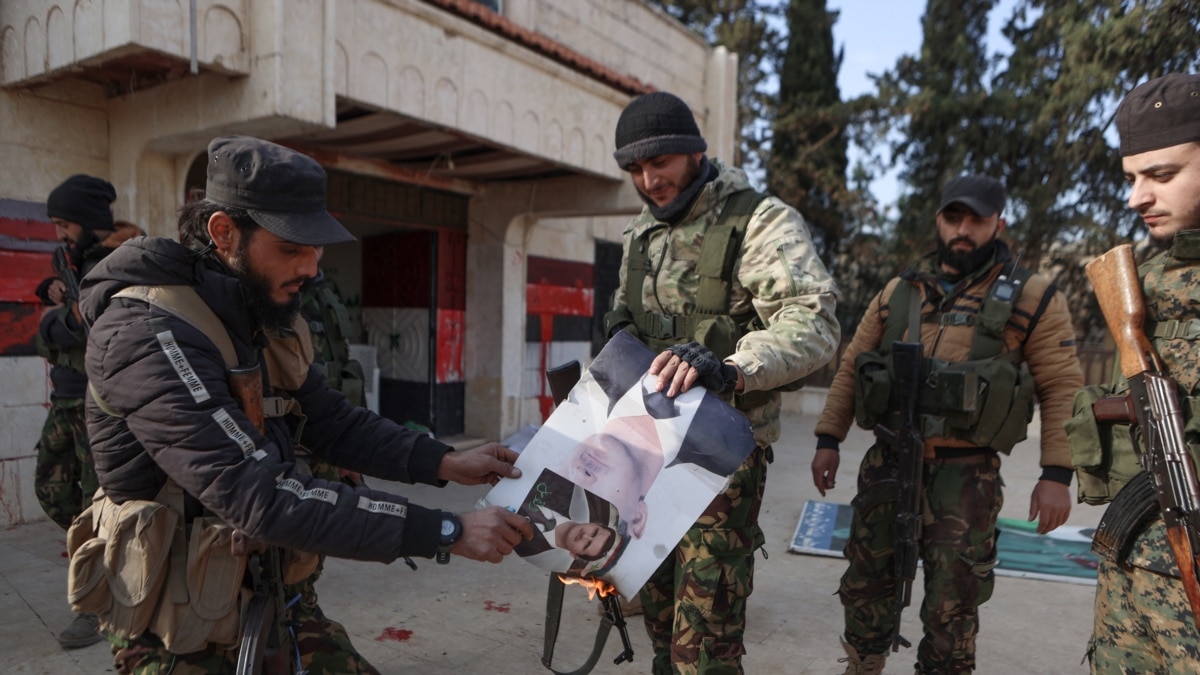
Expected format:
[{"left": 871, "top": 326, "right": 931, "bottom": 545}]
[
  {"left": 230, "top": 244, "right": 301, "bottom": 332},
  {"left": 937, "top": 236, "right": 999, "bottom": 277}
]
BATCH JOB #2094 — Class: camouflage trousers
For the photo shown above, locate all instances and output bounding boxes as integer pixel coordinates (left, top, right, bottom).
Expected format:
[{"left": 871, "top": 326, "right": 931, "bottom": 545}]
[
  {"left": 638, "top": 444, "right": 770, "bottom": 675},
  {"left": 1089, "top": 517, "right": 1200, "bottom": 673},
  {"left": 110, "top": 592, "right": 379, "bottom": 674},
  {"left": 839, "top": 444, "right": 1002, "bottom": 674},
  {"left": 34, "top": 397, "right": 97, "bottom": 530}
]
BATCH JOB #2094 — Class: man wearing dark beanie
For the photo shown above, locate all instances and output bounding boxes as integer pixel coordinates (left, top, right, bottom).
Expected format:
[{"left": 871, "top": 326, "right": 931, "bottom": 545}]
[
  {"left": 603, "top": 91, "right": 841, "bottom": 673},
  {"left": 1081, "top": 72, "right": 1200, "bottom": 671},
  {"left": 33, "top": 173, "right": 124, "bottom": 649}
]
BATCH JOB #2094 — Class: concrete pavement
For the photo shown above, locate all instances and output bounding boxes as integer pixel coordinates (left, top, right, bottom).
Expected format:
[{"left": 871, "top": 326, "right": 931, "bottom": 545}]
[{"left": 0, "top": 408, "right": 1101, "bottom": 674}]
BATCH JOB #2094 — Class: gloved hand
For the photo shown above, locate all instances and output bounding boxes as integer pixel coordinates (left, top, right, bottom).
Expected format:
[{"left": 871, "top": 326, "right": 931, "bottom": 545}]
[{"left": 667, "top": 341, "right": 739, "bottom": 394}]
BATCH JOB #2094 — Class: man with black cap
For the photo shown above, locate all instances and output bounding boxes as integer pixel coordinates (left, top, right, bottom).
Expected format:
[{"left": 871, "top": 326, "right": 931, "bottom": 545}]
[
  {"left": 76, "top": 136, "right": 533, "bottom": 673},
  {"left": 1079, "top": 72, "right": 1200, "bottom": 671},
  {"left": 33, "top": 174, "right": 139, "bottom": 648},
  {"left": 603, "top": 91, "right": 840, "bottom": 673},
  {"left": 810, "top": 174, "right": 1083, "bottom": 674}
]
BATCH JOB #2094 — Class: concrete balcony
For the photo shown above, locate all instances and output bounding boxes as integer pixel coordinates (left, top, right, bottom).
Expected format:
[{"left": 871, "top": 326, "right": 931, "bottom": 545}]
[{"left": 1, "top": 0, "right": 249, "bottom": 92}]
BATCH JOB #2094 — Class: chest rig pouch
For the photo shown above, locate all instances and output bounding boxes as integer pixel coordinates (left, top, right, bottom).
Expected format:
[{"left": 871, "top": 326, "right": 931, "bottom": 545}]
[
  {"left": 854, "top": 265, "right": 1038, "bottom": 454},
  {"left": 604, "top": 190, "right": 800, "bottom": 410}
]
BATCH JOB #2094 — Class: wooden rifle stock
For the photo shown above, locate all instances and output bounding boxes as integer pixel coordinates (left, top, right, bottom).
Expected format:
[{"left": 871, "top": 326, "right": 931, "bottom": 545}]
[
  {"left": 1086, "top": 243, "right": 1200, "bottom": 628},
  {"left": 229, "top": 365, "right": 265, "bottom": 434},
  {"left": 1085, "top": 244, "right": 1160, "bottom": 378}
]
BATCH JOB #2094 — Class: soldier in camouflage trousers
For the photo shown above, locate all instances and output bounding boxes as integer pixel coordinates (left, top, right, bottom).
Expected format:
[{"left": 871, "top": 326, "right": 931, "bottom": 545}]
[
  {"left": 1078, "top": 73, "right": 1200, "bottom": 673},
  {"left": 36, "top": 174, "right": 133, "bottom": 649},
  {"left": 605, "top": 92, "right": 840, "bottom": 674},
  {"left": 812, "top": 174, "right": 1083, "bottom": 673}
]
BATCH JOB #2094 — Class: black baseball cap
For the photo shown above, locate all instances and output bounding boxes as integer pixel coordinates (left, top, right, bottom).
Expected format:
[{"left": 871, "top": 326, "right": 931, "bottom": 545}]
[
  {"left": 205, "top": 136, "right": 355, "bottom": 246},
  {"left": 1117, "top": 73, "right": 1200, "bottom": 157},
  {"left": 937, "top": 175, "right": 1006, "bottom": 218}
]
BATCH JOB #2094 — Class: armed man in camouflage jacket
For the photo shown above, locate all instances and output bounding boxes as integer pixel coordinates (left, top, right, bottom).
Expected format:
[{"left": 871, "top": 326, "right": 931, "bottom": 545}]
[
  {"left": 1078, "top": 72, "right": 1200, "bottom": 673},
  {"left": 603, "top": 91, "right": 840, "bottom": 674}
]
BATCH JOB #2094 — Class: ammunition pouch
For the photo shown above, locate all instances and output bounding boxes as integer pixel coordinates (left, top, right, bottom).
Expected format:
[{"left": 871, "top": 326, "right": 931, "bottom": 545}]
[
  {"left": 854, "top": 353, "right": 1033, "bottom": 454},
  {"left": 1091, "top": 470, "right": 1160, "bottom": 563},
  {"left": 1065, "top": 384, "right": 1141, "bottom": 505},
  {"left": 66, "top": 487, "right": 248, "bottom": 653}
]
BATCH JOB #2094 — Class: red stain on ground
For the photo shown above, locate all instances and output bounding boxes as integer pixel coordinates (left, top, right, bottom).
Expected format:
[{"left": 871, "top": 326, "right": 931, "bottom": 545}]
[
  {"left": 483, "top": 600, "right": 511, "bottom": 613},
  {"left": 375, "top": 627, "right": 413, "bottom": 642}
]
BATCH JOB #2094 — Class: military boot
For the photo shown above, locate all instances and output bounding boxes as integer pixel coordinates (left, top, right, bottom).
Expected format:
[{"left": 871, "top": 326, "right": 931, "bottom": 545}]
[
  {"left": 838, "top": 637, "right": 887, "bottom": 675},
  {"left": 57, "top": 612, "right": 102, "bottom": 649}
]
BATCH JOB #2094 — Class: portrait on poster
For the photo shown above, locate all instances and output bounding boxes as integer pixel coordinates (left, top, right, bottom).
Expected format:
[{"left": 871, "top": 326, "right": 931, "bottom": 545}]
[{"left": 485, "top": 331, "right": 756, "bottom": 598}]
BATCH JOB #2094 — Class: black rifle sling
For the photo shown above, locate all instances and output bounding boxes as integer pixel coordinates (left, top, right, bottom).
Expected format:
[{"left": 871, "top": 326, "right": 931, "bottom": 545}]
[{"left": 542, "top": 575, "right": 617, "bottom": 675}]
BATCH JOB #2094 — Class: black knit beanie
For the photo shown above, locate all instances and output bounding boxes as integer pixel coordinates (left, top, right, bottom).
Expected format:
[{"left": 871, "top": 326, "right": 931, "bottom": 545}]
[
  {"left": 613, "top": 92, "right": 707, "bottom": 170},
  {"left": 46, "top": 174, "right": 116, "bottom": 232}
]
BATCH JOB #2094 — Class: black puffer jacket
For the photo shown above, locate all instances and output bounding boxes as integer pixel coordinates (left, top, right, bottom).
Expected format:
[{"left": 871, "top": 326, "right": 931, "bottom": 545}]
[{"left": 80, "top": 237, "right": 447, "bottom": 562}]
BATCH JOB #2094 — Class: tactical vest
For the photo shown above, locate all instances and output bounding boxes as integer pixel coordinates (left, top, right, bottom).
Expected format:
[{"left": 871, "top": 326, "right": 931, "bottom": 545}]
[
  {"left": 852, "top": 264, "right": 1039, "bottom": 454},
  {"left": 302, "top": 280, "right": 365, "bottom": 408},
  {"left": 603, "top": 189, "right": 799, "bottom": 410}
]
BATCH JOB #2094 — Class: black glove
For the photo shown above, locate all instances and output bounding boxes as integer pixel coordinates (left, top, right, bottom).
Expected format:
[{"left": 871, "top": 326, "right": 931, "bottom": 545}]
[{"left": 668, "top": 341, "right": 739, "bottom": 394}]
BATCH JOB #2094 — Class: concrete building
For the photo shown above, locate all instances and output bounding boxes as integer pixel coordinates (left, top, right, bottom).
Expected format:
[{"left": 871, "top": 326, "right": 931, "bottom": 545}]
[{"left": 0, "top": 0, "right": 737, "bottom": 526}]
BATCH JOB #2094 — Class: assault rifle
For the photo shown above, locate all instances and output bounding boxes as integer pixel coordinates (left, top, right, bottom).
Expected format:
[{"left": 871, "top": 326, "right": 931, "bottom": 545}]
[
  {"left": 872, "top": 340, "right": 924, "bottom": 651},
  {"left": 51, "top": 246, "right": 84, "bottom": 326},
  {"left": 229, "top": 363, "right": 295, "bottom": 675},
  {"left": 1086, "top": 243, "right": 1200, "bottom": 628}
]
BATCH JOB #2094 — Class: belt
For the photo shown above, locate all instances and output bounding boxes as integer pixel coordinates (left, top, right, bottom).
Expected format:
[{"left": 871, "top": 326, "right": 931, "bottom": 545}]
[{"left": 927, "top": 446, "right": 994, "bottom": 464}]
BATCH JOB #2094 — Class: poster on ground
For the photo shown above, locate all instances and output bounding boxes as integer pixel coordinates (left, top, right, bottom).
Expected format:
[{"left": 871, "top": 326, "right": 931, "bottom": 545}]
[
  {"left": 789, "top": 499, "right": 1099, "bottom": 585},
  {"left": 484, "top": 331, "right": 757, "bottom": 599}
]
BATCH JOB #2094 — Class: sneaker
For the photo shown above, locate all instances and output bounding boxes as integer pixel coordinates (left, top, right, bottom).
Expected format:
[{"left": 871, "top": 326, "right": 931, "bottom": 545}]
[{"left": 57, "top": 612, "right": 102, "bottom": 649}]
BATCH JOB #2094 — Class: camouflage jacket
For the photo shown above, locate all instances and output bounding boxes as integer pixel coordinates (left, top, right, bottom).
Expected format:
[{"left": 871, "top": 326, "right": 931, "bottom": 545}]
[
  {"left": 614, "top": 159, "right": 841, "bottom": 446},
  {"left": 816, "top": 243, "right": 1083, "bottom": 471}
]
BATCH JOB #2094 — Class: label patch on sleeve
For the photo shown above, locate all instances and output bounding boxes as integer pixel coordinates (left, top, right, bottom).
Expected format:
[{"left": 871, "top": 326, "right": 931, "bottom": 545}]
[
  {"left": 357, "top": 496, "right": 408, "bottom": 518},
  {"left": 156, "top": 329, "right": 210, "bottom": 403},
  {"left": 276, "top": 477, "right": 339, "bottom": 505},
  {"left": 211, "top": 408, "right": 267, "bottom": 460}
]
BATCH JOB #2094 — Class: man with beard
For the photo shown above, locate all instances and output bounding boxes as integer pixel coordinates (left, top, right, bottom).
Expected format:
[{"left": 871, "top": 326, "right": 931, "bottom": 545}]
[
  {"left": 810, "top": 174, "right": 1083, "bottom": 674},
  {"left": 603, "top": 91, "right": 840, "bottom": 673},
  {"left": 1079, "top": 73, "right": 1200, "bottom": 672},
  {"left": 77, "top": 136, "right": 532, "bottom": 673},
  {"left": 34, "top": 175, "right": 141, "bottom": 648}
]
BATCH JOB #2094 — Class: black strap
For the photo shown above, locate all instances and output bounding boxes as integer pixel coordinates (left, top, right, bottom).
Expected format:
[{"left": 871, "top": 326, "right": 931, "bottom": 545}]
[{"left": 542, "top": 575, "right": 632, "bottom": 674}]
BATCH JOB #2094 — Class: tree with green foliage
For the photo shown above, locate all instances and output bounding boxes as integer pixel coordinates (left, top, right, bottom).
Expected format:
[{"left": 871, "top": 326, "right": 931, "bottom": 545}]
[
  {"left": 991, "top": 0, "right": 1200, "bottom": 338},
  {"left": 868, "top": 0, "right": 999, "bottom": 260},
  {"left": 768, "top": 0, "right": 846, "bottom": 260},
  {"left": 647, "top": 0, "right": 783, "bottom": 174}
]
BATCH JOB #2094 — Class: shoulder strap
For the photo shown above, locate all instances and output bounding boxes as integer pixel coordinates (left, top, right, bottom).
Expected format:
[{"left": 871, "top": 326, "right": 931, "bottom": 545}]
[
  {"left": 695, "top": 189, "right": 764, "bottom": 313},
  {"left": 114, "top": 285, "right": 238, "bottom": 369},
  {"left": 969, "top": 264, "right": 1035, "bottom": 360},
  {"left": 881, "top": 281, "right": 918, "bottom": 350}
]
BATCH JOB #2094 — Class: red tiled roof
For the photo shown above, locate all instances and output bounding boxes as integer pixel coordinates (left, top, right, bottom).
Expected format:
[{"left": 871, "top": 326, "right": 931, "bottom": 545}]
[{"left": 425, "top": 0, "right": 655, "bottom": 96}]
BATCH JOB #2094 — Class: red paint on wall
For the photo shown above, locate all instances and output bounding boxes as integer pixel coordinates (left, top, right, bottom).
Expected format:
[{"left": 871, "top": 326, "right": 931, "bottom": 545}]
[
  {"left": 526, "top": 283, "right": 594, "bottom": 317},
  {"left": 0, "top": 250, "right": 54, "bottom": 303},
  {"left": 0, "top": 216, "right": 55, "bottom": 240},
  {"left": 435, "top": 308, "right": 464, "bottom": 383},
  {"left": 0, "top": 303, "right": 44, "bottom": 356}
]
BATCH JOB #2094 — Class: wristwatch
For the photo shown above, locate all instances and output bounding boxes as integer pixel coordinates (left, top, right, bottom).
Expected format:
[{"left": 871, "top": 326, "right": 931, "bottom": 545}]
[{"left": 436, "top": 511, "right": 462, "bottom": 564}]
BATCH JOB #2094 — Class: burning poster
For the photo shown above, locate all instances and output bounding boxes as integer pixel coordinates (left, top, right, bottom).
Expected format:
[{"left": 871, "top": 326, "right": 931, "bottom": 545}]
[{"left": 484, "top": 331, "right": 756, "bottom": 599}]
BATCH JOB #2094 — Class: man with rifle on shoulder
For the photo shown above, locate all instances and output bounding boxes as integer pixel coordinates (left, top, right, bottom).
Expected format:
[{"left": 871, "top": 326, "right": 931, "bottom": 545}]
[
  {"left": 33, "top": 175, "right": 141, "bottom": 649},
  {"left": 1074, "top": 72, "right": 1200, "bottom": 672},
  {"left": 811, "top": 174, "right": 1084, "bottom": 674}
]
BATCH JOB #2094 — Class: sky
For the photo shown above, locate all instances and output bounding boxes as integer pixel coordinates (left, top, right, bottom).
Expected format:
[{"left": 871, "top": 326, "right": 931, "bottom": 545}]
[{"left": 827, "top": 0, "right": 1019, "bottom": 211}]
